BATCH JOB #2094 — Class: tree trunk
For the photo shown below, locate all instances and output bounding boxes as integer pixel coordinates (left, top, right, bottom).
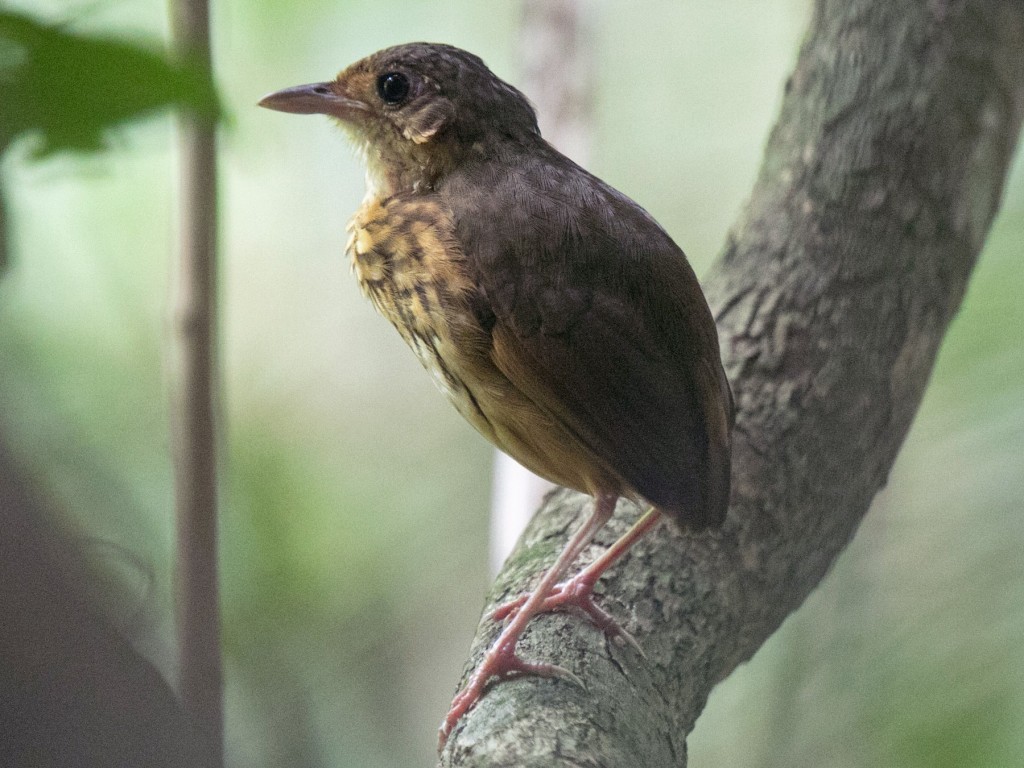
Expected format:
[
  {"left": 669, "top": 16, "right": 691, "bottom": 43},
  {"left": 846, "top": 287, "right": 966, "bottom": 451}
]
[{"left": 440, "top": 0, "right": 1024, "bottom": 765}]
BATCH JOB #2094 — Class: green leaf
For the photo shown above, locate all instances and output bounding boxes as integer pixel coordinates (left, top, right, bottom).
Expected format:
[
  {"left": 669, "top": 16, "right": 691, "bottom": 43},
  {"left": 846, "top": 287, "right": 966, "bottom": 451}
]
[{"left": 0, "top": 9, "right": 221, "bottom": 157}]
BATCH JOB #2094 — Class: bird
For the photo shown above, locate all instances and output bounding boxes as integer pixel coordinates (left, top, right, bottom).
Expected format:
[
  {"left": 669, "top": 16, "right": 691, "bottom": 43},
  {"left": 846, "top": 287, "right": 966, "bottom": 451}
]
[{"left": 259, "top": 42, "right": 734, "bottom": 749}]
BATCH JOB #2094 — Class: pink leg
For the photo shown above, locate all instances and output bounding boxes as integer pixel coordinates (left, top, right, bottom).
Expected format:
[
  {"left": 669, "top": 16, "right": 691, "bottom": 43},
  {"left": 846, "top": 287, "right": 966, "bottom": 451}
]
[
  {"left": 554, "top": 505, "right": 663, "bottom": 594},
  {"left": 491, "top": 507, "right": 663, "bottom": 640},
  {"left": 438, "top": 493, "right": 619, "bottom": 748}
]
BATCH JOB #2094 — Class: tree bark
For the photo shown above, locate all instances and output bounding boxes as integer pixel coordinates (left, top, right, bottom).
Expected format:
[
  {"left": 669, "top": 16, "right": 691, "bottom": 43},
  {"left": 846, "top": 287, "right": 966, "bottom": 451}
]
[{"left": 440, "top": 1, "right": 1024, "bottom": 765}]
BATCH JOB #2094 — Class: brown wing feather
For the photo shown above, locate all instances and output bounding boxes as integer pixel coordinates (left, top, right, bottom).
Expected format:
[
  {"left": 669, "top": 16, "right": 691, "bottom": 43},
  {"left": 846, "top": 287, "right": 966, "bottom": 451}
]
[
  {"left": 489, "top": 301, "right": 707, "bottom": 516},
  {"left": 441, "top": 144, "right": 733, "bottom": 528}
]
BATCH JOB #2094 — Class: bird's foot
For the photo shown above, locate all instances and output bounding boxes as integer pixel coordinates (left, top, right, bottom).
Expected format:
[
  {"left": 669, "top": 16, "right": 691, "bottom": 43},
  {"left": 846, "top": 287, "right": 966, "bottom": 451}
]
[
  {"left": 437, "top": 638, "right": 584, "bottom": 750},
  {"left": 489, "top": 575, "right": 644, "bottom": 656}
]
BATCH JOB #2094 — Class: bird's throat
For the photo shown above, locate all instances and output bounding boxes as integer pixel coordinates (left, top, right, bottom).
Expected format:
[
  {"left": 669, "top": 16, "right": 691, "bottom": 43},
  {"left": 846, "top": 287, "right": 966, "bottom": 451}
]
[{"left": 346, "top": 129, "right": 453, "bottom": 198}]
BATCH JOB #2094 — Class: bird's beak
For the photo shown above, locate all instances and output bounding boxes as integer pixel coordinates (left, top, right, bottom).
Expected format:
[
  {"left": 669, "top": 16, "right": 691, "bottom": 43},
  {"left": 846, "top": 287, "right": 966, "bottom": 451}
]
[{"left": 258, "top": 82, "right": 368, "bottom": 119}]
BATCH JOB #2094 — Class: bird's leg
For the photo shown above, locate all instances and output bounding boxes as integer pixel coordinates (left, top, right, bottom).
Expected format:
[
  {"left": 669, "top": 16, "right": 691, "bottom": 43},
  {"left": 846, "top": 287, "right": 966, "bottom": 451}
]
[
  {"left": 490, "top": 507, "right": 663, "bottom": 645},
  {"left": 438, "top": 493, "right": 618, "bottom": 747}
]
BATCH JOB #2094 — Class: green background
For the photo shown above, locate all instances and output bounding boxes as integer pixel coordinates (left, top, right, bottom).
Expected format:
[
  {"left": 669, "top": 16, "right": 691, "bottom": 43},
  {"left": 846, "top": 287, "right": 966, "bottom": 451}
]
[{"left": 2, "top": 1, "right": 1021, "bottom": 766}]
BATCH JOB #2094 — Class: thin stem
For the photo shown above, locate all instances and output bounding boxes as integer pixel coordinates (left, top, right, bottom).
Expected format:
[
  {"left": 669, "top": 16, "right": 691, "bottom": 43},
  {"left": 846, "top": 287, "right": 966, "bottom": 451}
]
[{"left": 169, "top": 0, "right": 221, "bottom": 761}]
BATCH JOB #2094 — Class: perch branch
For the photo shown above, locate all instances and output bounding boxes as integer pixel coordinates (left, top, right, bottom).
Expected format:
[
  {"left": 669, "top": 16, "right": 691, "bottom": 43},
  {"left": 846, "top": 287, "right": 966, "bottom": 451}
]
[{"left": 441, "top": 1, "right": 1024, "bottom": 765}]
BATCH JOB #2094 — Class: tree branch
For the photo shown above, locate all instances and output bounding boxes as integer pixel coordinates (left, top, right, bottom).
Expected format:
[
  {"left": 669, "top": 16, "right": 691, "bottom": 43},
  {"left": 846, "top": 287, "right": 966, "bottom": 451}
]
[{"left": 440, "top": 1, "right": 1024, "bottom": 765}]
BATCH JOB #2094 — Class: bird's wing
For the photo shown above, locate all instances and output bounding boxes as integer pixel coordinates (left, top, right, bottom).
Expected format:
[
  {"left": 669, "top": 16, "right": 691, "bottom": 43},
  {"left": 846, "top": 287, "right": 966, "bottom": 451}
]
[{"left": 447, "top": 152, "right": 732, "bottom": 527}]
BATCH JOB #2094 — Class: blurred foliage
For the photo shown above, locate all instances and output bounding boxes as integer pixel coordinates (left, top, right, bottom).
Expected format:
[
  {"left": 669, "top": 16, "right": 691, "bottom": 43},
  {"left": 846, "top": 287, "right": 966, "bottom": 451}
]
[
  {"left": 0, "top": 8, "right": 219, "bottom": 157},
  {"left": 0, "top": 1, "right": 1021, "bottom": 767},
  {"left": 0, "top": 6, "right": 220, "bottom": 275}
]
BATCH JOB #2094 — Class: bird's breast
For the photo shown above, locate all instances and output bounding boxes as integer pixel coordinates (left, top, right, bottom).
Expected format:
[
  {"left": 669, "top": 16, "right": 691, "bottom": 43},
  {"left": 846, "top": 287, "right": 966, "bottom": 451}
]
[
  {"left": 344, "top": 194, "right": 652, "bottom": 501},
  {"left": 346, "top": 195, "right": 492, "bottom": 430}
]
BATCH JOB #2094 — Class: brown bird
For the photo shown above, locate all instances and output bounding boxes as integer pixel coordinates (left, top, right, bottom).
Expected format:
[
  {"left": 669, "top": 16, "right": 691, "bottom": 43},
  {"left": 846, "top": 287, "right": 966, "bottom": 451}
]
[{"left": 259, "top": 42, "right": 733, "bottom": 748}]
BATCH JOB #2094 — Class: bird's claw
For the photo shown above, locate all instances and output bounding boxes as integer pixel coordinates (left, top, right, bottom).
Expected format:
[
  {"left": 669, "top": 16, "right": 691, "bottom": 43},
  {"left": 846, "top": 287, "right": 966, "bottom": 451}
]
[
  {"left": 489, "top": 578, "right": 645, "bottom": 657},
  {"left": 437, "top": 648, "right": 585, "bottom": 750}
]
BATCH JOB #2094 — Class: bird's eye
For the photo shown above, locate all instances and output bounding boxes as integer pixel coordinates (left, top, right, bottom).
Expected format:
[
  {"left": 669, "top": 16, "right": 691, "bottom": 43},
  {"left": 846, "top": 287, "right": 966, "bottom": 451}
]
[{"left": 377, "top": 72, "right": 411, "bottom": 105}]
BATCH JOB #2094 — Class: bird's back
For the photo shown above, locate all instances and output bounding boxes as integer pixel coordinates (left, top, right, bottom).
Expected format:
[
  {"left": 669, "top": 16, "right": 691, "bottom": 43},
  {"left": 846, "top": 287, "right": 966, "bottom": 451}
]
[{"left": 437, "top": 143, "right": 734, "bottom": 528}]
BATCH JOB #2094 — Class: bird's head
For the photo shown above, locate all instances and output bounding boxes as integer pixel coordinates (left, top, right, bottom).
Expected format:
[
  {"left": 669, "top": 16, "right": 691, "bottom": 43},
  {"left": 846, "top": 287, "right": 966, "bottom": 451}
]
[{"left": 259, "top": 43, "right": 539, "bottom": 195}]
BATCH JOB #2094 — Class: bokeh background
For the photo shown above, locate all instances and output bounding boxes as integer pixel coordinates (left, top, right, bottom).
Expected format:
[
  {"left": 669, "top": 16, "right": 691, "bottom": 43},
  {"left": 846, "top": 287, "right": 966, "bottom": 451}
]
[{"left": 2, "top": 1, "right": 1022, "bottom": 766}]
